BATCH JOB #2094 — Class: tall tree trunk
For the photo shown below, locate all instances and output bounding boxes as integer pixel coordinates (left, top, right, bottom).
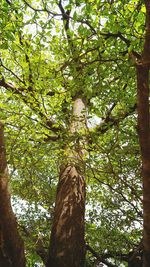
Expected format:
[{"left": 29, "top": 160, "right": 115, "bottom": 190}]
[
  {"left": 136, "top": 1, "right": 150, "bottom": 266},
  {"left": 47, "top": 98, "right": 86, "bottom": 267},
  {"left": 0, "top": 122, "right": 25, "bottom": 267}
]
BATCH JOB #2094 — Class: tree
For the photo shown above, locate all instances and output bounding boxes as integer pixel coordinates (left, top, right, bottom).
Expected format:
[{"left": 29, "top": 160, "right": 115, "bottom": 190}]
[
  {"left": 136, "top": 1, "right": 150, "bottom": 266},
  {"left": 0, "top": 122, "right": 25, "bottom": 267},
  {"left": 0, "top": 0, "right": 149, "bottom": 266},
  {"left": 46, "top": 98, "right": 86, "bottom": 267}
]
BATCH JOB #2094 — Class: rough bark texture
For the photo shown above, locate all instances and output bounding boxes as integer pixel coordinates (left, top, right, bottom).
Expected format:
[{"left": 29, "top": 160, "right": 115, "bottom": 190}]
[
  {"left": 0, "top": 122, "right": 25, "bottom": 267},
  {"left": 47, "top": 98, "right": 86, "bottom": 267},
  {"left": 47, "top": 165, "right": 85, "bottom": 267},
  {"left": 136, "top": 1, "right": 150, "bottom": 267}
]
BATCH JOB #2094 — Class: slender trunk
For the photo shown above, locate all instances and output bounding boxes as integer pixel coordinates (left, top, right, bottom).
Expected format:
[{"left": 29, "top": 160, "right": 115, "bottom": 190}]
[
  {"left": 0, "top": 122, "right": 25, "bottom": 267},
  {"left": 136, "top": 2, "right": 150, "bottom": 266},
  {"left": 47, "top": 98, "right": 86, "bottom": 267}
]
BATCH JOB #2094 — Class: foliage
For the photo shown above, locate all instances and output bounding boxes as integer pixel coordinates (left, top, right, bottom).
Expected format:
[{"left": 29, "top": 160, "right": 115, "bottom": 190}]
[{"left": 0, "top": 0, "right": 145, "bottom": 266}]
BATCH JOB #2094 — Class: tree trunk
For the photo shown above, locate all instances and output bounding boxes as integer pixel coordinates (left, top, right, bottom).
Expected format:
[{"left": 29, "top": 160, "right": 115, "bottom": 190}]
[
  {"left": 136, "top": 2, "right": 150, "bottom": 266},
  {"left": 47, "top": 98, "right": 86, "bottom": 267},
  {"left": 0, "top": 122, "right": 25, "bottom": 267},
  {"left": 128, "top": 243, "right": 143, "bottom": 267}
]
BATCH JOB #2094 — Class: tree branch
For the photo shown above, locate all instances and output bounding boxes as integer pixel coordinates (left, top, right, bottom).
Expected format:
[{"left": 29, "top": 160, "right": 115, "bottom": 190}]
[
  {"left": 86, "top": 244, "right": 117, "bottom": 267},
  {"left": 19, "top": 224, "right": 48, "bottom": 265},
  {"left": 0, "top": 77, "right": 62, "bottom": 137},
  {"left": 22, "top": 0, "right": 61, "bottom": 17},
  {"left": 94, "top": 103, "right": 137, "bottom": 135},
  {"left": 0, "top": 59, "right": 25, "bottom": 84}
]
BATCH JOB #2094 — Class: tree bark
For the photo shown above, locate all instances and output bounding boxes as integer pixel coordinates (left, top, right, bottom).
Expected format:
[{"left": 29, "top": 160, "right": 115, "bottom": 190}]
[
  {"left": 136, "top": 1, "right": 150, "bottom": 266},
  {"left": 128, "top": 242, "right": 143, "bottom": 267},
  {"left": 47, "top": 98, "right": 86, "bottom": 267},
  {"left": 0, "top": 122, "right": 25, "bottom": 267}
]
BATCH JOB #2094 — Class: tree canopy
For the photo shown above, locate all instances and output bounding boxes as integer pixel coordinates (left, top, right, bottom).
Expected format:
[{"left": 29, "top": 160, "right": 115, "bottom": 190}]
[{"left": 0, "top": 0, "right": 148, "bottom": 266}]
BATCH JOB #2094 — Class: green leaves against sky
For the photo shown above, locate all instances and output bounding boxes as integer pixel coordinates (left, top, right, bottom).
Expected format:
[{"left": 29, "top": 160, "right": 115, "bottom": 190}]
[{"left": 0, "top": 0, "right": 144, "bottom": 266}]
